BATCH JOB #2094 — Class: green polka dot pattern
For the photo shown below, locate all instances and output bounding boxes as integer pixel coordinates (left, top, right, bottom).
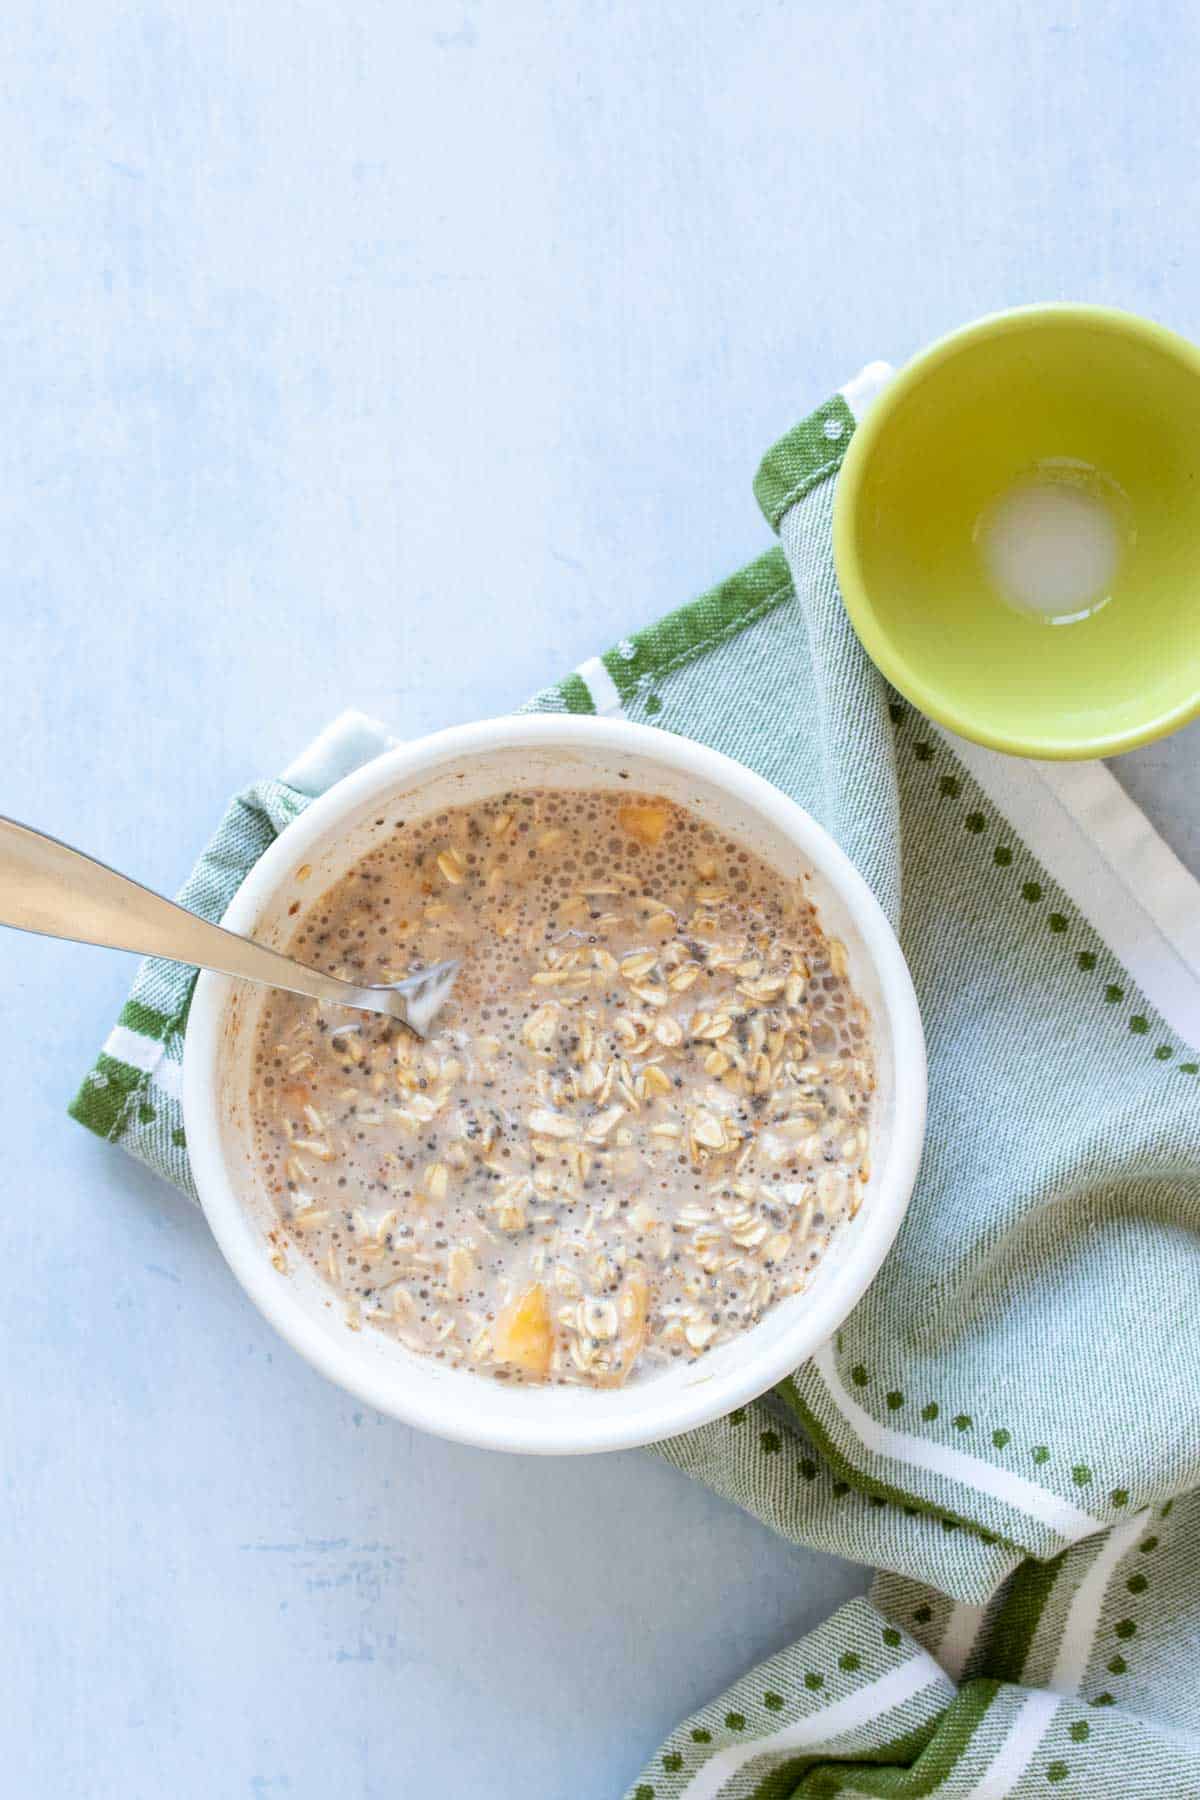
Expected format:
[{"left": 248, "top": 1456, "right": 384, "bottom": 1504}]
[{"left": 886, "top": 705, "right": 1192, "bottom": 1069}]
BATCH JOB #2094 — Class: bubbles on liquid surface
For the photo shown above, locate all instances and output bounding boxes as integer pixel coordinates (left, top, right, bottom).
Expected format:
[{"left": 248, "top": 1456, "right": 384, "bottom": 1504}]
[{"left": 975, "top": 459, "right": 1133, "bottom": 626}]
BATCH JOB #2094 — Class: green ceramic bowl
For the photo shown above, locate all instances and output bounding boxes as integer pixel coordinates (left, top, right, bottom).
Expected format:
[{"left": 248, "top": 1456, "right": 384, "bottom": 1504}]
[{"left": 833, "top": 305, "right": 1200, "bottom": 758}]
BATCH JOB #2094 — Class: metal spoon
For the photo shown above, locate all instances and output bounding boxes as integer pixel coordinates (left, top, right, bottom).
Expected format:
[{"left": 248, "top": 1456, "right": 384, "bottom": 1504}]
[{"left": 0, "top": 815, "right": 458, "bottom": 1038}]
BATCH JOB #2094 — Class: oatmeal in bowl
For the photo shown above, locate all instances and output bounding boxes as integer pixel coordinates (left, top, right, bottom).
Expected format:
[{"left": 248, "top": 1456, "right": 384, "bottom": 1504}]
[
  {"left": 185, "top": 716, "right": 924, "bottom": 1452},
  {"left": 251, "top": 790, "right": 874, "bottom": 1389}
]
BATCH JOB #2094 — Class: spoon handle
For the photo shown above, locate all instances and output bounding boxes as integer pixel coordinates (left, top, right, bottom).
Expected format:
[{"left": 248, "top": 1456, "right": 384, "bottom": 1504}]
[{"left": 0, "top": 814, "right": 406, "bottom": 1019}]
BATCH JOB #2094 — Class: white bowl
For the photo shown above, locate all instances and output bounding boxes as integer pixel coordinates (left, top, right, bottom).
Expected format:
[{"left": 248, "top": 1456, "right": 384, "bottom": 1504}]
[{"left": 184, "top": 715, "right": 925, "bottom": 1454}]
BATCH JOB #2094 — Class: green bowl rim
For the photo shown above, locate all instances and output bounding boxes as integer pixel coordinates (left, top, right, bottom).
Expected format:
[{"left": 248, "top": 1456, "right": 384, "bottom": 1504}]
[{"left": 832, "top": 302, "right": 1200, "bottom": 760}]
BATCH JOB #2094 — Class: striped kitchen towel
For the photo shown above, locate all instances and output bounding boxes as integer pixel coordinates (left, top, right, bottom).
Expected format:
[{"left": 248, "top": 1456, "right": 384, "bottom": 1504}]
[{"left": 73, "top": 368, "right": 1200, "bottom": 1797}]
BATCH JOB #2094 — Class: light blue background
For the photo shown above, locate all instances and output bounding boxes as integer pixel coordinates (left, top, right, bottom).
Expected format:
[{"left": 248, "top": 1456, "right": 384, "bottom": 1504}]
[{"left": 2, "top": 4, "right": 1198, "bottom": 1795}]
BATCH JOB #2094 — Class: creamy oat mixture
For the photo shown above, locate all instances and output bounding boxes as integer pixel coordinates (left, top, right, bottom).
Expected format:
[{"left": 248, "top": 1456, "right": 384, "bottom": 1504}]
[{"left": 251, "top": 789, "right": 874, "bottom": 1388}]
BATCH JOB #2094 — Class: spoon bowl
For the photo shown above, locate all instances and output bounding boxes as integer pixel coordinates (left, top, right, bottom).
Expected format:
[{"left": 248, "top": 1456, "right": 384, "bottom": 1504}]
[{"left": 0, "top": 813, "right": 457, "bottom": 1038}]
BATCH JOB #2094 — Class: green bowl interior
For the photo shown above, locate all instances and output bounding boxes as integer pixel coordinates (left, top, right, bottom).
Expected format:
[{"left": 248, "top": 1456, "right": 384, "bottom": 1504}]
[{"left": 842, "top": 314, "right": 1200, "bottom": 754}]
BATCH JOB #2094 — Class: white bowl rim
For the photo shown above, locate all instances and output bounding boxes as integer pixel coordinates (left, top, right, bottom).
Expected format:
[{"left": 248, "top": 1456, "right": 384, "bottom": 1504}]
[{"left": 184, "top": 713, "right": 926, "bottom": 1454}]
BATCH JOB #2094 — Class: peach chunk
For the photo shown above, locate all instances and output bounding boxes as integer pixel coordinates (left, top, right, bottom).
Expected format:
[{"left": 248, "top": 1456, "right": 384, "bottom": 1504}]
[
  {"left": 618, "top": 800, "right": 671, "bottom": 847},
  {"left": 493, "top": 1283, "right": 552, "bottom": 1380}
]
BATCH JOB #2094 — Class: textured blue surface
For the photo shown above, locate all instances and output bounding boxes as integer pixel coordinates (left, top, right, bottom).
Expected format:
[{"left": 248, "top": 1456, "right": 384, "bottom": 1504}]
[{"left": 2, "top": 4, "right": 1198, "bottom": 1796}]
